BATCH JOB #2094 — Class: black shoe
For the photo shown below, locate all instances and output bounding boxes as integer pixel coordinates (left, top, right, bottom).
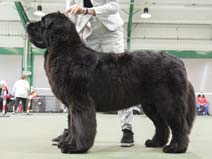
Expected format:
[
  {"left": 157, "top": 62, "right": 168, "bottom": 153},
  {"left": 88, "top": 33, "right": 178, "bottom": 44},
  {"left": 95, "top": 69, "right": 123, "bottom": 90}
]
[
  {"left": 52, "top": 129, "right": 68, "bottom": 144},
  {"left": 120, "top": 129, "right": 134, "bottom": 147}
]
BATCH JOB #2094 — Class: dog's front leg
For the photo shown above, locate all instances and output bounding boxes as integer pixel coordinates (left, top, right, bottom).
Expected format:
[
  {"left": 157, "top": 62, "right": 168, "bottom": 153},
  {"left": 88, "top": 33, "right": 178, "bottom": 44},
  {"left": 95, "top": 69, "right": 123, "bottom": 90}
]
[
  {"left": 57, "top": 113, "right": 72, "bottom": 148},
  {"left": 60, "top": 96, "right": 97, "bottom": 153}
]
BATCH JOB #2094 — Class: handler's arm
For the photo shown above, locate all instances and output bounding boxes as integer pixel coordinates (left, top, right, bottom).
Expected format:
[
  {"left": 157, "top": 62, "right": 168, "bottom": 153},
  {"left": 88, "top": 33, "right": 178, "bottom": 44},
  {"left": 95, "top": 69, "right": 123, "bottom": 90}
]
[
  {"left": 65, "top": 0, "right": 119, "bottom": 16},
  {"left": 92, "top": 0, "right": 119, "bottom": 16},
  {"left": 65, "top": 0, "right": 77, "bottom": 23}
]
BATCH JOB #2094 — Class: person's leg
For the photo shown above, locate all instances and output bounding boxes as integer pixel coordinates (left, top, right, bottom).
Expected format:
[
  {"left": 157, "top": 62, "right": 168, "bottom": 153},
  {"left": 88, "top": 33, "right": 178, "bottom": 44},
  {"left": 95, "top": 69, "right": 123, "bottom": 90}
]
[
  {"left": 14, "top": 97, "right": 21, "bottom": 113},
  {"left": 82, "top": 19, "right": 134, "bottom": 147},
  {"left": 101, "top": 26, "right": 134, "bottom": 146},
  {"left": 204, "top": 104, "right": 209, "bottom": 115},
  {"left": 118, "top": 108, "right": 134, "bottom": 146},
  {"left": 21, "top": 98, "right": 27, "bottom": 113},
  {"left": 196, "top": 104, "right": 200, "bottom": 114},
  {"left": 118, "top": 108, "right": 133, "bottom": 130}
]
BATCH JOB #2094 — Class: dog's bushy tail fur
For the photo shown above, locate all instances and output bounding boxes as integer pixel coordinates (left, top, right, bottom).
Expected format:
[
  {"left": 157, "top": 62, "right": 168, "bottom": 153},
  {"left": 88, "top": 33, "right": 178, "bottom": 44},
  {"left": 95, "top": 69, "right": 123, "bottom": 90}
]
[{"left": 186, "top": 81, "right": 196, "bottom": 133}]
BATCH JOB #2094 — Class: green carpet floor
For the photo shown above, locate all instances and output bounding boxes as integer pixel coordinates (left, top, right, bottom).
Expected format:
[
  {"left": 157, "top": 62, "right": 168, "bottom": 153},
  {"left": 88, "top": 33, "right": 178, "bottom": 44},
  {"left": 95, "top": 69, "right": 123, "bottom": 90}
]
[{"left": 0, "top": 113, "right": 211, "bottom": 159}]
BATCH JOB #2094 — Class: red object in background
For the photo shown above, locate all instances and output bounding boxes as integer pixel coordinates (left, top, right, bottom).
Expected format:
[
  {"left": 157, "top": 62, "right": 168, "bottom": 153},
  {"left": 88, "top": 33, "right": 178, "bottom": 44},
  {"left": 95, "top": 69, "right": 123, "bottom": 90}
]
[
  {"left": 196, "top": 96, "right": 208, "bottom": 106},
  {"left": 2, "top": 85, "right": 8, "bottom": 115},
  {"left": 26, "top": 90, "right": 37, "bottom": 114}
]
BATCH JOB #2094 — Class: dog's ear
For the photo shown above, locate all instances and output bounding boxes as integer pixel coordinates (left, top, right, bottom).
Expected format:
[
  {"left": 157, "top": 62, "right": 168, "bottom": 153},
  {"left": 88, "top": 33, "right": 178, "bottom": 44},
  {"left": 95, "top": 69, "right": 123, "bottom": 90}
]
[
  {"left": 48, "top": 12, "right": 73, "bottom": 47},
  {"left": 56, "top": 11, "right": 62, "bottom": 14},
  {"left": 48, "top": 24, "right": 70, "bottom": 47},
  {"left": 43, "top": 13, "right": 73, "bottom": 47}
]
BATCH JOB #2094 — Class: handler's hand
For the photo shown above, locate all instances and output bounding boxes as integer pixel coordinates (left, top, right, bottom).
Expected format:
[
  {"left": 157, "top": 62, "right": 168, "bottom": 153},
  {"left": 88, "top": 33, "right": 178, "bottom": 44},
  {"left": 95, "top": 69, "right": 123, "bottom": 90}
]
[{"left": 64, "top": 4, "right": 84, "bottom": 15}]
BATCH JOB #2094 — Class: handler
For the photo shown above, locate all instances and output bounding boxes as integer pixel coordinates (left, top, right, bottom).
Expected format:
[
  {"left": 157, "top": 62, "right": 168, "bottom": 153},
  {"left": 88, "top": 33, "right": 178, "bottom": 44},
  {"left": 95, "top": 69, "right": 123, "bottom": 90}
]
[{"left": 52, "top": 0, "right": 134, "bottom": 147}]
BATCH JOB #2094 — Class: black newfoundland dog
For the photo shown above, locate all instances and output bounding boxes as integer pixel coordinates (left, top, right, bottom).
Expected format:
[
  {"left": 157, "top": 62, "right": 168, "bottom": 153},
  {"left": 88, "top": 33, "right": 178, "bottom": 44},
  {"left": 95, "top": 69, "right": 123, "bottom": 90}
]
[{"left": 27, "top": 12, "right": 195, "bottom": 154}]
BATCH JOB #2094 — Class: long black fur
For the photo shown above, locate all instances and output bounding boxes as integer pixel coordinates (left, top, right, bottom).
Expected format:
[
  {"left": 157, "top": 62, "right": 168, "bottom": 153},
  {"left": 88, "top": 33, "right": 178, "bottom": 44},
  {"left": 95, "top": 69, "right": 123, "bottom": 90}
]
[{"left": 26, "top": 12, "right": 195, "bottom": 154}]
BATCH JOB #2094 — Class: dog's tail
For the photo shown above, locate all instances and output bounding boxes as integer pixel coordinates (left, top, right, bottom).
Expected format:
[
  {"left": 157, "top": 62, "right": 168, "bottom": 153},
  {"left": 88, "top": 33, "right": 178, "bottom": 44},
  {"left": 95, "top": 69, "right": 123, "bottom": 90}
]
[{"left": 186, "top": 81, "right": 196, "bottom": 133}]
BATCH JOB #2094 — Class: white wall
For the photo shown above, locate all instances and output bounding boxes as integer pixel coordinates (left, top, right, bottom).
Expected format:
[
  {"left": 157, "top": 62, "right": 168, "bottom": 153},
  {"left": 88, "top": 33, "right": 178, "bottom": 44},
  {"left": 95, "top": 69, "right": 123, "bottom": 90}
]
[
  {"left": 183, "top": 59, "right": 212, "bottom": 93},
  {"left": 1, "top": 21, "right": 212, "bottom": 50},
  {"left": 183, "top": 59, "right": 212, "bottom": 114},
  {"left": 1, "top": 0, "right": 212, "bottom": 50},
  {"left": 33, "top": 55, "right": 53, "bottom": 96},
  {"left": 123, "top": 23, "right": 212, "bottom": 51},
  {"left": 0, "top": 21, "right": 24, "bottom": 47},
  {"left": 0, "top": 55, "right": 22, "bottom": 93}
]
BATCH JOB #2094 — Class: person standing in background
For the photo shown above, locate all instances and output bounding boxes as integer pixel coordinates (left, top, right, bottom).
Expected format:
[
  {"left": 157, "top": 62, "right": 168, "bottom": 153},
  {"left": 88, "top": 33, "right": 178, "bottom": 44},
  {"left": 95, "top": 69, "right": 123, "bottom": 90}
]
[
  {"left": 12, "top": 74, "right": 30, "bottom": 113},
  {"left": 51, "top": 0, "right": 134, "bottom": 147}
]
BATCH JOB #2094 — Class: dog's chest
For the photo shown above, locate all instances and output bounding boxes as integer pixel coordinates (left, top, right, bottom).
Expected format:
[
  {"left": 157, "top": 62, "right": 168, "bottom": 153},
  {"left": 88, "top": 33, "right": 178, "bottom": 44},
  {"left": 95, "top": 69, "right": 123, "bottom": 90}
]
[{"left": 44, "top": 52, "right": 60, "bottom": 87}]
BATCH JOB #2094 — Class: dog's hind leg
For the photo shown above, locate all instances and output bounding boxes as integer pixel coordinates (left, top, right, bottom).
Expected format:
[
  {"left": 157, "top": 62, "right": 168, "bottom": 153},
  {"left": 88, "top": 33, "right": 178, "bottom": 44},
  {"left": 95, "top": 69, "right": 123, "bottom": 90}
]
[
  {"left": 142, "top": 104, "right": 170, "bottom": 147},
  {"left": 60, "top": 96, "right": 97, "bottom": 153},
  {"left": 186, "top": 82, "right": 195, "bottom": 133},
  {"left": 163, "top": 96, "right": 190, "bottom": 153}
]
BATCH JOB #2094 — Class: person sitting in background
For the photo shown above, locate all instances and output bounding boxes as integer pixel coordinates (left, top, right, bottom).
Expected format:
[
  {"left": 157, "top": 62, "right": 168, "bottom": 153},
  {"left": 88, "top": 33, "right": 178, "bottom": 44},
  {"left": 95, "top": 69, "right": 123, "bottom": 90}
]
[
  {"left": 0, "top": 93, "right": 13, "bottom": 113},
  {"left": 0, "top": 80, "right": 13, "bottom": 113},
  {"left": 195, "top": 93, "right": 209, "bottom": 115},
  {"left": 12, "top": 74, "right": 30, "bottom": 113},
  {"left": 0, "top": 80, "right": 8, "bottom": 96}
]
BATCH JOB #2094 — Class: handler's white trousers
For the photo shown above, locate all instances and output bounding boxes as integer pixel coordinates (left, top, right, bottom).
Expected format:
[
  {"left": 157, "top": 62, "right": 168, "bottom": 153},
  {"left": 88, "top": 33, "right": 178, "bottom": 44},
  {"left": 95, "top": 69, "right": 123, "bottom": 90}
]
[{"left": 84, "top": 17, "right": 133, "bottom": 131}]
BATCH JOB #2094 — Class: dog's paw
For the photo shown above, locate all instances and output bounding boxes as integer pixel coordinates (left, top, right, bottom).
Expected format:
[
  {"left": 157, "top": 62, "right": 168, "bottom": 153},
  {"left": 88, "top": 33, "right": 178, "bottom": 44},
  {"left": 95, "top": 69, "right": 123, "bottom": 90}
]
[
  {"left": 60, "top": 144, "right": 75, "bottom": 153},
  {"left": 145, "top": 139, "right": 165, "bottom": 147},
  {"left": 60, "top": 143, "right": 88, "bottom": 154},
  {"left": 57, "top": 132, "right": 71, "bottom": 148},
  {"left": 163, "top": 143, "right": 187, "bottom": 153}
]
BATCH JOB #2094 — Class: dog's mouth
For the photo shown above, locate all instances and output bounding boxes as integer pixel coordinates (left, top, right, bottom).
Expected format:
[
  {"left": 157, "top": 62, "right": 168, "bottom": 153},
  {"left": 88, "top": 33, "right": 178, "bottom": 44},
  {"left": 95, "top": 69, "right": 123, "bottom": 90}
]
[
  {"left": 27, "top": 33, "right": 40, "bottom": 43},
  {"left": 26, "top": 33, "right": 33, "bottom": 41},
  {"left": 27, "top": 32, "right": 47, "bottom": 49},
  {"left": 26, "top": 24, "right": 47, "bottom": 49}
]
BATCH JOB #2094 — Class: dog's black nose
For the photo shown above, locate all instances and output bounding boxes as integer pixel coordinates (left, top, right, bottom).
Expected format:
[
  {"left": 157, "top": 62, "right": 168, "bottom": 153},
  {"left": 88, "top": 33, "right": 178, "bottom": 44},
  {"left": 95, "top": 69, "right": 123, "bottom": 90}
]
[
  {"left": 26, "top": 22, "right": 33, "bottom": 33},
  {"left": 26, "top": 22, "right": 31, "bottom": 29}
]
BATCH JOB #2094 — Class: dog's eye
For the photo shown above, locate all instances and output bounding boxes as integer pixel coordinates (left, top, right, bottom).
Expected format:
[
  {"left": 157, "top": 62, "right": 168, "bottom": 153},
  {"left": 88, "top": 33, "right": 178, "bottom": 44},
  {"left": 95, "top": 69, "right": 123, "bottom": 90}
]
[
  {"left": 41, "top": 24, "right": 45, "bottom": 29},
  {"left": 39, "top": 21, "right": 46, "bottom": 32},
  {"left": 41, "top": 18, "right": 46, "bottom": 28},
  {"left": 41, "top": 22, "right": 45, "bottom": 29},
  {"left": 46, "top": 21, "right": 54, "bottom": 30}
]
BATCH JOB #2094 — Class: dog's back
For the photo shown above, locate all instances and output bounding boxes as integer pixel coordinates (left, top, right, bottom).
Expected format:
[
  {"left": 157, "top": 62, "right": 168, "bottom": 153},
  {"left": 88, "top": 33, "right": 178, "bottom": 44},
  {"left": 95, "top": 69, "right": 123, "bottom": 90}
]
[{"left": 90, "top": 50, "right": 188, "bottom": 112}]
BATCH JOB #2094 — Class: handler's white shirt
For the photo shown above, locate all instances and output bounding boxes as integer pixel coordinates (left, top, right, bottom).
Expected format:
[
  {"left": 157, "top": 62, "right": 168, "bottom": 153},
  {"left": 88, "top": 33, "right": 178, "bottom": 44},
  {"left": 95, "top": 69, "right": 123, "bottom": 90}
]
[
  {"left": 66, "top": 0, "right": 124, "bottom": 39},
  {"left": 13, "top": 79, "right": 30, "bottom": 98}
]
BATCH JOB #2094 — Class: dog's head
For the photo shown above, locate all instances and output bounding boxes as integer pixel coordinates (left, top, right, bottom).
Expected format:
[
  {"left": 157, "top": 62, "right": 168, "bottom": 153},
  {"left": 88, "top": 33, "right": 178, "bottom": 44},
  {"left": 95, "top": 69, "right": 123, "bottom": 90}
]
[{"left": 27, "top": 12, "right": 75, "bottom": 48}]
